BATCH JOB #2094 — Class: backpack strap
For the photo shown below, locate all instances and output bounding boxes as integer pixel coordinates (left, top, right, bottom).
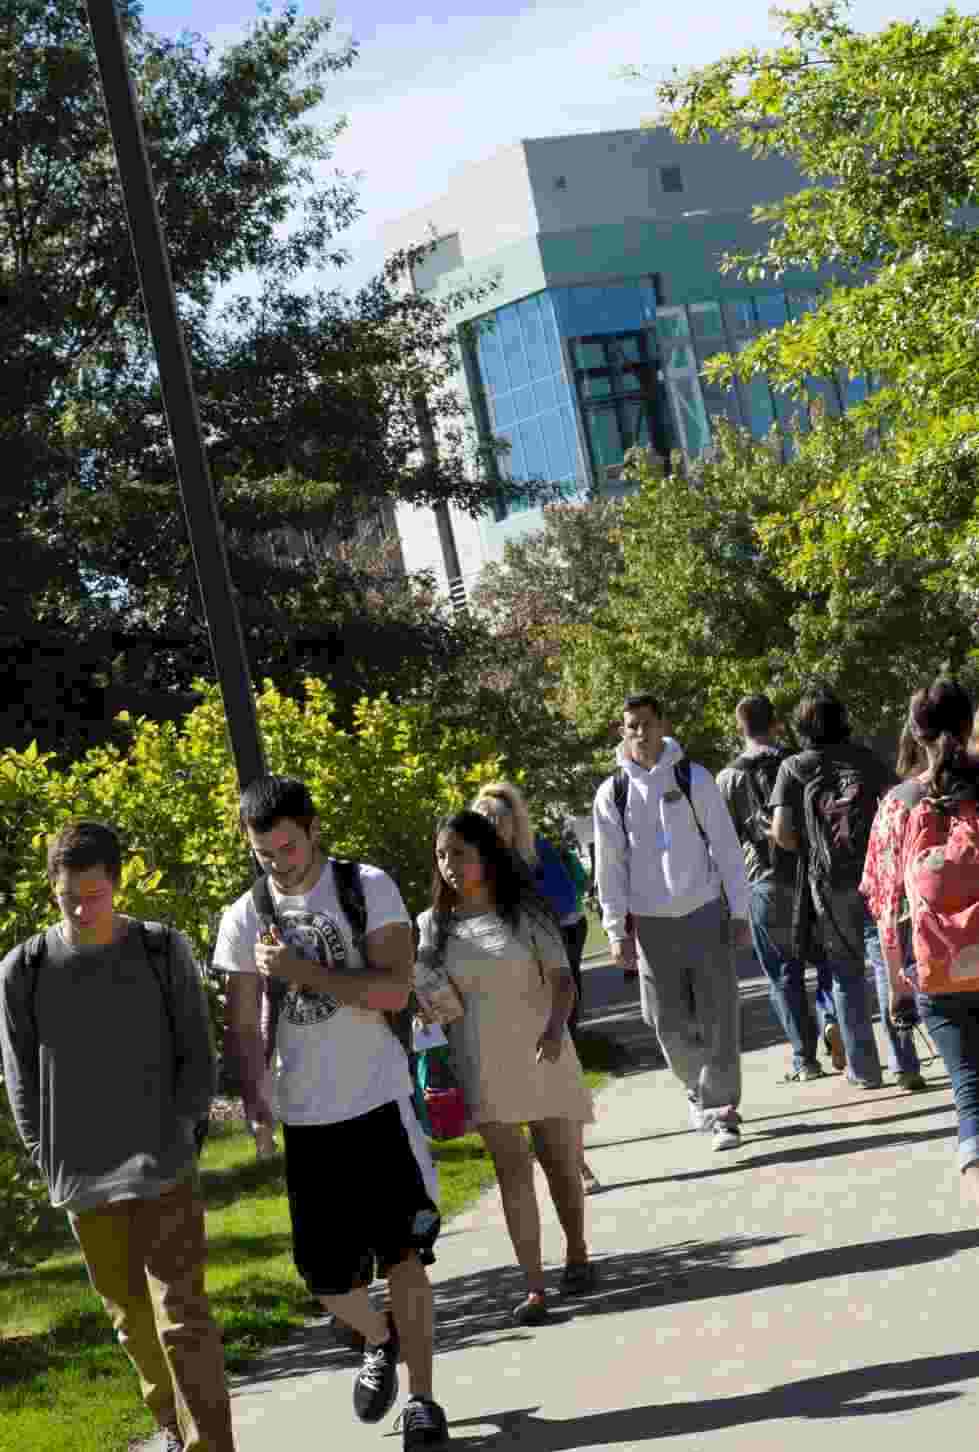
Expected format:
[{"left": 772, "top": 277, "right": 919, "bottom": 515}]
[
  {"left": 250, "top": 873, "right": 277, "bottom": 928},
  {"left": 332, "top": 858, "right": 413, "bottom": 1058},
  {"left": 331, "top": 858, "right": 367, "bottom": 954},
  {"left": 139, "top": 922, "right": 175, "bottom": 1044},
  {"left": 19, "top": 932, "right": 48, "bottom": 1040},
  {"left": 675, "top": 757, "right": 711, "bottom": 861},
  {"left": 139, "top": 921, "right": 210, "bottom": 1154},
  {"left": 612, "top": 768, "right": 629, "bottom": 838}
]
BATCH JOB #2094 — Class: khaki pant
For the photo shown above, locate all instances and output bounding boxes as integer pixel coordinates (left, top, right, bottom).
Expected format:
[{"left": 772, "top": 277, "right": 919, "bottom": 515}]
[{"left": 70, "top": 1179, "right": 234, "bottom": 1451}]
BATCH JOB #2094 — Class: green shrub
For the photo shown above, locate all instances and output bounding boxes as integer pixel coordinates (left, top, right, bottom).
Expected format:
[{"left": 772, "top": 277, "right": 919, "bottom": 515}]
[{"left": 0, "top": 678, "right": 504, "bottom": 1265}]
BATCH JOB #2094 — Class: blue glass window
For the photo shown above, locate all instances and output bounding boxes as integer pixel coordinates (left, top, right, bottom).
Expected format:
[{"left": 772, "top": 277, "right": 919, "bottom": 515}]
[
  {"left": 741, "top": 374, "right": 776, "bottom": 439},
  {"left": 540, "top": 411, "right": 574, "bottom": 480},
  {"left": 511, "top": 385, "right": 535, "bottom": 422},
  {"left": 553, "top": 282, "right": 646, "bottom": 338},
  {"left": 533, "top": 375, "right": 559, "bottom": 413},
  {"left": 498, "top": 309, "right": 529, "bottom": 390},
  {"left": 754, "top": 292, "right": 788, "bottom": 330},
  {"left": 519, "top": 418, "right": 549, "bottom": 482},
  {"left": 724, "top": 299, "right": 756, "bottom": 337},
  {"left": 519, "top": 296, "right": 552, "bottom": 382}
]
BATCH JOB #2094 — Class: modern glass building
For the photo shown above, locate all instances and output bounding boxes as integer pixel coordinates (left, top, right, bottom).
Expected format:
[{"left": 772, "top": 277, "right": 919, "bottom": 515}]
[{"left": 380, "top": 127, "right": 862, "bottom": 593}]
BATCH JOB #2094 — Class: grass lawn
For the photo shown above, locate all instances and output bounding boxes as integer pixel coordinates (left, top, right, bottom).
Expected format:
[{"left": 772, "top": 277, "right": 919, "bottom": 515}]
[{"left": 0, "top": 1044, "right": 613, "bottom": 1452}]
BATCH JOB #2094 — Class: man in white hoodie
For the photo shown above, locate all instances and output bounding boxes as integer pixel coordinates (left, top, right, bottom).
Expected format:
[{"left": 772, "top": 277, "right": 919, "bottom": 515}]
[{"left": 594, "top": 693, "right": 751, "bottom": 1149}]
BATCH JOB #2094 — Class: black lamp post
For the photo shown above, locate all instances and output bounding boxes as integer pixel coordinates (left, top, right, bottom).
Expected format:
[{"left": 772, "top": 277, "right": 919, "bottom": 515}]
[{"left": 84, "top": 0, "right": 266, "bottom": 790}]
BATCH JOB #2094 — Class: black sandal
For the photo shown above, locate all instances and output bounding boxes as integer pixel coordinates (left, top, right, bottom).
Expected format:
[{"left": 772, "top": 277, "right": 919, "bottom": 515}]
[
  {"left": 560, "top": 1260, "right": 597, "bottom": 1295},
  {"left": 512, "top": 1291, "right": 549, "bottom": 1325}
]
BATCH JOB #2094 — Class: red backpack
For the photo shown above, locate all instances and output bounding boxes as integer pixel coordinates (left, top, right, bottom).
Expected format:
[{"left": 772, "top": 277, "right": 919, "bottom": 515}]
[{"left": 905, "top": 796, "right": 979, "bottom": 994}]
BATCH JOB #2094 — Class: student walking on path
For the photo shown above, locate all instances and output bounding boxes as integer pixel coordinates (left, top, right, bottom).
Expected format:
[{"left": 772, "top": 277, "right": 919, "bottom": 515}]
[
  {"left": 416, "top": 810, "right": 594, "bottom": 1326},
  {"left": 472, "top": 784, "right": 599, "bottom": 1190},
  {"left": 717, "top": 694, "right": 839, "bottom": 1083},
  {"left": 862, "top": 679, "right": 979, "bottom": 1202},
  {"left": 216, "top": 775, "right": 449, "bottom": 1451},
  {"left": 770, "top": 686, "right": 888, "bottom": 1089},
  {"left": 0, "top": 820, "right": 232, "bottom": 1452},
  {"left": 593, "top": 692, "right": 750, "bottom": 1151}
]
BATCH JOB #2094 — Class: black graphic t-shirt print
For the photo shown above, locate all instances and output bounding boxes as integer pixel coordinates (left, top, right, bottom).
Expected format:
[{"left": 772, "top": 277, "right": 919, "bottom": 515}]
[{"left": 278, "top": 908, "right": 347, "bottom": 1026}]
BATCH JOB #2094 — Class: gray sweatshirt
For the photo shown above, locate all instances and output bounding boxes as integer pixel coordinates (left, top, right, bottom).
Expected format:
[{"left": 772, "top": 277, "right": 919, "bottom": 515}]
[{"left": 0, "top": 917, "right": 215, "bottom": 1213}]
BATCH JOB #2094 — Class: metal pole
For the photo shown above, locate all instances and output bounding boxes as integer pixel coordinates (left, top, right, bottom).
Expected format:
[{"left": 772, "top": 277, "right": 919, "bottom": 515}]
[{"left": 84, "top": 0, "right": 266, "bottom": 789}]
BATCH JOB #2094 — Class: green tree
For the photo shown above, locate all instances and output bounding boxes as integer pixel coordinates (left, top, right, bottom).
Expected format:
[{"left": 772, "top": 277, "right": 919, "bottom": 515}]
[
  {"left": 631, "top": 1, "right": 979, "bottom": 686},
  {"left": 1, "top": 2, "right": 538, "bottom": 752},
  {"left": 565, "top": 423, "right": 978, "bottom": 767}
]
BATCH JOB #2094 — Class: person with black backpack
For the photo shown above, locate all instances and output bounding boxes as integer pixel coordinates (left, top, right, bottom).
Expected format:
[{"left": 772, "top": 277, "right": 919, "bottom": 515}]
[
  {"left": 594, "top": 692, "right": 751, "bottom": 1150},
  {"left": 717, "top": 694, "right": 837, "bottom": 1083},
  {"left": 215, "top": 776, "right": 449, "bottom": 1451},
  {"left": 0, "top": 820, "right": 232, "bottom": 1452},
  {"left": 770, "top": 686, "right": 888, "bottom": 1090}
]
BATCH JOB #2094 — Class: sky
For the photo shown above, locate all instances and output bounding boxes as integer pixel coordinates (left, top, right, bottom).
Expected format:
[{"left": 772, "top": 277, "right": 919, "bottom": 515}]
[{"left": 139, "top": 0, "right": 951, "bottom": 298}]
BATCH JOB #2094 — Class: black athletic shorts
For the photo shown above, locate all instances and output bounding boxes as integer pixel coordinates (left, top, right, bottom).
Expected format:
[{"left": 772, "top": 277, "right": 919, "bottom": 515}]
[{"left": 282, "top": 1100, "right": 441, "bottom": 1298}]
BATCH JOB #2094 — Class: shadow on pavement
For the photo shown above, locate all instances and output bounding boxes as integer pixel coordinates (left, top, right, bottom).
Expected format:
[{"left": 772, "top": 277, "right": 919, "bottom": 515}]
[
  {"left": 598, "top": 1120, "right": 958, "bottom": 1191},
  {"left": 233, "top": 1226, "right": 979, "bottom": 1397},
  {"left": 442, "top": 1348, "right": 979, "bottom": 1447}
]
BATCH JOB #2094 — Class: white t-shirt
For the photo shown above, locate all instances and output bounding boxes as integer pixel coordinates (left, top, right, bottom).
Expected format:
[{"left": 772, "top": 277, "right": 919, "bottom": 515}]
[{"left": 212, "top": 862, "right": 413, "bottom": 1126}]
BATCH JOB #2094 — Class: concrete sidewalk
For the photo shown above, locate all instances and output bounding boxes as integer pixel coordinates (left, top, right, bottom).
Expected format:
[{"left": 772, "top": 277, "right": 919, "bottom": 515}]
[{"left": 229, "top": 961, "right": 979, "bottom": 1451}]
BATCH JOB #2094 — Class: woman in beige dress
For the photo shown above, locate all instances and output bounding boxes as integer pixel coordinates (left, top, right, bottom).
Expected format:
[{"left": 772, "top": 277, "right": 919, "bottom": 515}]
[
  {"left": 472, "top": 782, "right": 601, "bottom": 1192},
  {"left": 415, "top": 810, "right": 595, "bottom": 1324}
]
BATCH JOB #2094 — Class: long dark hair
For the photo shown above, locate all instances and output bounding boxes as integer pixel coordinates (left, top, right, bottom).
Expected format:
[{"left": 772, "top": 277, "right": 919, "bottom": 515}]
[
  {"left": 909, "top": 678, "right": 978, "bottom": 798},
  {"left": 430, "top": 810, "right": 562, "bottom": 962},
  {"left": 895, "top": 723, "right": 925, "bottom": 780}
]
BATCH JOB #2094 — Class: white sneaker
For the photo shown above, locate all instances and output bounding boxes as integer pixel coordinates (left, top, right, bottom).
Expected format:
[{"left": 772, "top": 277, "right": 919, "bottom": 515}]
[
  {"left": 712, "top": 1120, "right": 742, "bottom": 1152},
  {"left": 688, "top": 1096, "right": 707, "bottom": 1131}
]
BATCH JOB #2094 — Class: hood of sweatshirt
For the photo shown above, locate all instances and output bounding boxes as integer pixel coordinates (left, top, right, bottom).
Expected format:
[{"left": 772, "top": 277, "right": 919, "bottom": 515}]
[{"left": 615, "top": 736, "right": 686, "bottom": 777}]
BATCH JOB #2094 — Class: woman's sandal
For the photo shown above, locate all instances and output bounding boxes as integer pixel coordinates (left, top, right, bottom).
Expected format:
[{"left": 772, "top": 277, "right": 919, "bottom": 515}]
[
  {"left": 560, "top": 1260, "right": 597, "bottom": 1296},
  {"left": 512, "top": 1291, "right": 550, "bottom": 1325}
]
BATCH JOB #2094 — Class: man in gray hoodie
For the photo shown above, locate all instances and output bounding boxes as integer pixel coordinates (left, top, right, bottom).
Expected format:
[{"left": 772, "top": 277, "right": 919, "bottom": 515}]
[
  {"left": 0, "top": 820, "right": 232, "bottom": 1452},
  {"left": 594, "top": 693, "right": 750, "bottom": 1149}
]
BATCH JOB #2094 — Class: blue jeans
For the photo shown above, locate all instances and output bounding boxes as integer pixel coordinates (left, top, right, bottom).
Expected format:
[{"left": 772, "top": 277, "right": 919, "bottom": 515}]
[
  {"left": 862, "top": 922, "right": 920, "bottom": 1075},
  {"left": 919, "top": 992, "right": 979, "bottom": 1172},
  {"left": 748, "top": 882, "right": 836, "bottom": 1071}
]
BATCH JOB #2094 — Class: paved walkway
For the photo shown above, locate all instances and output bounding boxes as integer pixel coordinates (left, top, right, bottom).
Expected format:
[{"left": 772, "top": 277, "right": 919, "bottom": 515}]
[{"left": 229, "top": 960, "right": 979, "bottom": 1450}]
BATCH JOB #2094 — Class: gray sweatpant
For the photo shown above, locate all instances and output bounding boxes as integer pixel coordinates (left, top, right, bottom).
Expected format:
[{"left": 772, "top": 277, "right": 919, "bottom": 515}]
[{"left": 635, "top": 898, "right": 742, "bottom": 1111}]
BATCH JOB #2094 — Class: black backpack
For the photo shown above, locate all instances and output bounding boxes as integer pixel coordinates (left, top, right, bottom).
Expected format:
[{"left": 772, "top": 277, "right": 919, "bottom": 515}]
[
  {"left": 13, "top": 922, "right": 209, "bottom": 1154},
  {"left": 788, "top": 751, "right": 881, "bottom": 958},
  {"left": 731, "top": 750, "right": 794, "bottom": 884},
  {"left": 253, "top": 858, "right": 413, "bottom": 1068}
]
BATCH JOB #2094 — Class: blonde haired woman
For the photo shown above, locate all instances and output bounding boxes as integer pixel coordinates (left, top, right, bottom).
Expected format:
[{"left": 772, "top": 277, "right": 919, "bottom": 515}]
[
  {"left": 472, "top": 782, "right": 537, "bottom": 866},
  {"left": 473, "top": 782, "right": 600, "bottom": 1193}
]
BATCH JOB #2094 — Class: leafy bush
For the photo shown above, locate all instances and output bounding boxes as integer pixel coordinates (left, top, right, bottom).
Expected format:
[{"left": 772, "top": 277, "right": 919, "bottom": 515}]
[{"left": 0, "top": 678, "right": 502, "bottom": 1264}]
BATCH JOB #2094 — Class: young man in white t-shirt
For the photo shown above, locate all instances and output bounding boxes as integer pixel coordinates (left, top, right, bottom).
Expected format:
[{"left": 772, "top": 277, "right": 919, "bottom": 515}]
[{"left": 214, "top": 776, "right": 448, "bottom": 1451}]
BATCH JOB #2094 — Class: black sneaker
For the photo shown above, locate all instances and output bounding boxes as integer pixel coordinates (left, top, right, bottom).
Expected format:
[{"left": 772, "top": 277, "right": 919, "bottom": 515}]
[
  {"left": 353, "top": 1313, "right": 400, "bottom": 1423},
  {"left": 398, "top": 1396, "right": 450, "bottom": 1449}
]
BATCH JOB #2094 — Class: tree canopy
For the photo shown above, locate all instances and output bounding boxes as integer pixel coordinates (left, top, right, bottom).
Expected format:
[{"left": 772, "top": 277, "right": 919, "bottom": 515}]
[
  {"left": 1, "top": 1, "right": 537, "bottom": 752},
  {"left": 598, "top": 0, "right": 979, "bottom": 751}
]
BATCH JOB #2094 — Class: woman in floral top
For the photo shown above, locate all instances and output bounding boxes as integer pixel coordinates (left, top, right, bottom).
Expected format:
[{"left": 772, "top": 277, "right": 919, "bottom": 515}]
[{"left": 861, "top": 679, "right": 979, "bottom": 1209}]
